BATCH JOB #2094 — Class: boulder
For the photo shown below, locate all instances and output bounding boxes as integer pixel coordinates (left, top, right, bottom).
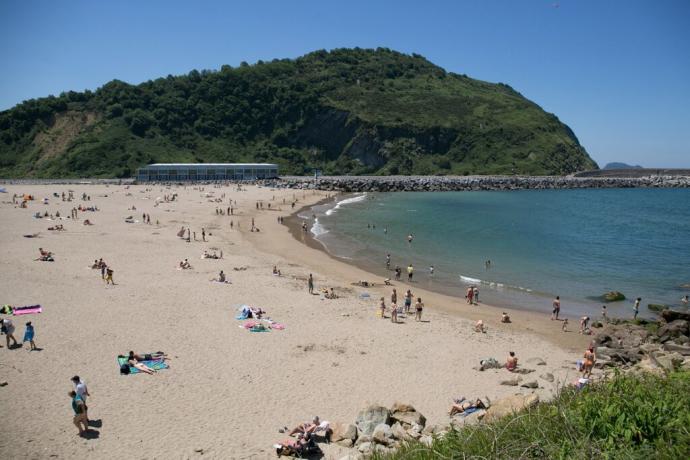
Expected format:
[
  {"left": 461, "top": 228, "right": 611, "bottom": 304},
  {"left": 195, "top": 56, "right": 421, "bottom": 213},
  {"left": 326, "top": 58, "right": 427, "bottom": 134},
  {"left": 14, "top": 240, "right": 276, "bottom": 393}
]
[
  {"left": 520, "top": 381, "right": 539, "bottom": 389},
  {"left": 661, "top": 309, "right": 690, "bottom": 323},
  {"left": 647, "top": 303, "right": 668, "bottom": 313},
  {"left": 390, "top": 422, "right": 410, "bottom": 441},
  {"left": 526, "top": 357, "right": 546, "bottom": 366},
  {"left": 484, "top": 394, "right": 539, "bottom": 422},
  {"left": 336, "top": 439, "right": 354, "bottom": 448},
  {"left": 513, "top": 368, "right": 535, "bottom": 375},
  {"left": 602, "top": 291, "right": 626, "bottom": 302},
  {"left": 390, "top": 402, "right": 426, "bottom": 428},
  {"left": 354, "top": 434, "right": 371, "bottom": 446},
  {"left": 653, "top": 352, "right": 684, "bottom": 372},
  {"left": 662, "top": 343, "right": 690, "bottom": 355},
  {"left": 372, "top": 423, "right": 393, "bottom": 445},
  {"left": 357, "top": 441, "right": 372, "bottom": 453},
  {"left": 355, "top": 405, "right": 391, "bottom": 436},
  {"left": 657, "top": 320, "right": 689, "bottom": 339},
  {"left": 682, "top": 358, "right": 690, "bottom": 371},
  {"left": 419, "top": 435, "right": 433, "bottom": 446},
  {"left": 500, "top": 377, "right": 522, "bottom": 386},
  {"left": 539, "top": 373, "right": 555, "bottom": 383},
  {"left": 330, "top": 422, "right": 358, "bottom": 443}
]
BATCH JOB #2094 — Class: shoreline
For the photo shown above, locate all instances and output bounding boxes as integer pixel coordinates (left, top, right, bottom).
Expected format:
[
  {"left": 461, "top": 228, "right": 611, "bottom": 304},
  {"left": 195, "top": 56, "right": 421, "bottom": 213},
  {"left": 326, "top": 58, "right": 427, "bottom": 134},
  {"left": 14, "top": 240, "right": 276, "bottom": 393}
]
[{"left": 257, "top": 192, "right": 591, "bottom": 353}]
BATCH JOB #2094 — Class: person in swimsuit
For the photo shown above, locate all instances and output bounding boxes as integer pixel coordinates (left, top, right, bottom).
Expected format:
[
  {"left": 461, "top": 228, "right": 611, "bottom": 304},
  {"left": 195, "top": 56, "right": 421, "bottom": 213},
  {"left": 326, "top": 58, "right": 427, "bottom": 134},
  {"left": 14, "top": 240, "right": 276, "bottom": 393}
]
[
  {"left": 579, "top": 316, "right": 590, "bottom": 334},
  {"left": 449, "top": 397, "right": 487, "bottom": 416},
  {"left": 379, "top": 297, "right": 386, "bottom": 319},
  {"left": 404, "top": 290, "right": 413, "bottom": 314},
  {"left": 391, "top": 302, "right": 398, "bottom": 323},
  {"left": 551, "top": 296, "right": 561, "bottom": 320},
  {"left": 391, "top": 289, "right": 397, "bottom": 306},
  {"left": 506, "top": 351, "right": 518, "bottom": 371},
  {"left": 582, "top": 347, "right": 596, "bottom": 378},
  {"left": 1, "top": 319, "right": 18, "bottom": 348},
  {"left": 633, "top": 297, "right": 641, "bottom": 320},
  {"left": 127, "top": 352, "right": 157, "bottom": 375},
  {"left": 415, "top": 297, "right": 424, "bottom": 321}
]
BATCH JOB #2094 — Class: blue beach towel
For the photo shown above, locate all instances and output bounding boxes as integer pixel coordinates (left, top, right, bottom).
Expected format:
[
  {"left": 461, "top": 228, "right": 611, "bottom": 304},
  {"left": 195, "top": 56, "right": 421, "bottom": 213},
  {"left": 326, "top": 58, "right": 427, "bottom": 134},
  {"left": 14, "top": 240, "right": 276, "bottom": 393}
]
[{"left": 117, "top": 356, "right": 169, "bottom": 374}]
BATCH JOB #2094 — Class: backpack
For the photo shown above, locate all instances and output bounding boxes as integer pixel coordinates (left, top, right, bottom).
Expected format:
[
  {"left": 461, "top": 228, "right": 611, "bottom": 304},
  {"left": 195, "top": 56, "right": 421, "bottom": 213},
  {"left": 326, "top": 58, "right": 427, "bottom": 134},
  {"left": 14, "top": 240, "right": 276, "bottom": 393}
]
[{"left": 120, "top": 364, "right": 131, "bottom": 375}]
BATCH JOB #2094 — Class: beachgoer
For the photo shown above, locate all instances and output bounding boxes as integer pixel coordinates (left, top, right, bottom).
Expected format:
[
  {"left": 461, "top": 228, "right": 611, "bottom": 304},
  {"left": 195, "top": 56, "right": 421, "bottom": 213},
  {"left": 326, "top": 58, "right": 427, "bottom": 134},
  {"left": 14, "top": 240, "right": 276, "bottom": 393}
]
[
  {"left": 466, "top": 287, "right": 474, "bottom": 304},
  {"left": 562, "top": 318, "right": 569, "bottom": 332},
  {"left": 501, "top": 312, "right": 511, "bottom": 323},
  {"left": 391, "top": 289, "right": 397, "bottom": 306},
  {"left": 579, "top": 316, "right": 590, "bottom": 334},
  {"left": 506, "top": 351, "right": 518, "bottom": 371},
  {"left": 415, "top": 297, "right": 424, "bottom": 321},
  {"left": 404, "top": 289, "right": 413, "bottom": 314},
  {"left": 449, "top": 397, "right": 487, "bottom": 416},
  {"left": 407, "top": 264, "right": 414, "bottom": 282},
  {"left": 429, "top": 265, "right": 434, "bottom": 276},
  {"left": 391, "top": 303, "right": 398, "bottom": 323},
  {"left": 23, "top": 322, "right": 37, "bottom": 350},
  {"left": 601, "top": 305, "right": 608, "bottom": 323},
  {"left": 127, "top": 352, "right": 157, "bottom": 375},
  {"left": 582, "top": 347, "right": 596, "bottom": 377},
  {"left": 475, "top": 320, "right": 486, "bottom": 333},
  {"left": 105, "top": 267, "right": 114, "bottom": 285},
  {"left": 218, "top": 270, "right": 226, "bottom": 283},
  {"left": 272, "top": 266, "right": 281, "bottom": 276},
  {"left": 386, "top": 254, "right": 391, "bottom": 270},
  {"left": 473, "top": 286, "right": 479, "bottom": 304},
  {"left": 379, "top": 297, "right": 386, "bottom": 318},
  {"left": 683, "top": 295, "right": 689, "bottom": 305},
  {"left": 284, "top": 416, "right": 324, "bottom": 436},
  {"left": 551, "top": 296, "right": 561, "bottom": 320},
  {"left": 71, "top": 376, "right": 90, "bottom": 422},
  {"left": 308, "top": 274, "right": 314, "bottom": 294},
  {"left": 1, "top": 319, "right": 18, "bottom": 348},
  {"left": 407, "top": 234, "right": 413, "bottom": 243},
  {"left": 394, "top": 266, "right": 401, "bottom": 280},
  {"left": 69, "top": 391, "right": 88, "bottom": 435},
  {"left": 202, "top": 228, "right": 206, "bottom": 242},
  {"left": 633, "top": 297, "right": 641, "bottom": 320},
  {"left": 485, "top": 260, "right": 491, "bottom": 270}
]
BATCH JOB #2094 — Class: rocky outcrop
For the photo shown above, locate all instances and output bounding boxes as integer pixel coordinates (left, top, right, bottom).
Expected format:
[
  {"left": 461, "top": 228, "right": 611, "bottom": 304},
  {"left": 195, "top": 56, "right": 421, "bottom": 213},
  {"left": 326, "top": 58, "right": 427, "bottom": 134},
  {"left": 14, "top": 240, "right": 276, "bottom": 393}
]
[
  {"left": 602, "top": 291, "right": 626, "bottom": 302},
  {"left": 264, "top": 174, "right": 690, "bottom": 192},
  {"left": 354, "top": 405, "right": 391, "bottom": 436},
  {"left": 484, "top": 394, "right": 539, "bottom": 422}
]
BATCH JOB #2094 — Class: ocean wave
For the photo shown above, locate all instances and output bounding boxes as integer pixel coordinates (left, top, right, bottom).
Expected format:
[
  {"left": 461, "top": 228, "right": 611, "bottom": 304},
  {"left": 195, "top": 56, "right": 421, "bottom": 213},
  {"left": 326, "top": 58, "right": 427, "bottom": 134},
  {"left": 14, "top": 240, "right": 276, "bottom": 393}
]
[
  {"left": 324, "top": 193, "right": 367, "bottom": 216},
  {"left": 460, "top": 275, "right": 532, "bottom": 293},
  {"left": 310, "top": 218, "right": 329, "bottom": 238},
  {"left": 459, "top": 275, "right": 482, "bottom": 284}
]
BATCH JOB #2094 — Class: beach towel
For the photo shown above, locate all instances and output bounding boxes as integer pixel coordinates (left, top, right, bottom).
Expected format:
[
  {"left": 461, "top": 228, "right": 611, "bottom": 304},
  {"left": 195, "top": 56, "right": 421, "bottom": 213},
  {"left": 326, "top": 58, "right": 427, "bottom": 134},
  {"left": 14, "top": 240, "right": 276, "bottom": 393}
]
[
  {"left": 117, "top": 356, "right": 169, "bottom": 374},
  {"left": 12, "top": 305, "right": 42, "bottom": 316},
  {"left": 249, "top": 325, "right": 270, "bottom": 332}
]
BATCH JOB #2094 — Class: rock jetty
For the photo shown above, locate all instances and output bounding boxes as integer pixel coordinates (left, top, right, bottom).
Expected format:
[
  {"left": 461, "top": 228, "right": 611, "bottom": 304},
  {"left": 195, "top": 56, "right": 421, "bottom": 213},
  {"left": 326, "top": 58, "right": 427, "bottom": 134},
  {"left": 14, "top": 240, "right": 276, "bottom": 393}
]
[{"left": 266, "top": 174, "right": 690, "bottom": 192}]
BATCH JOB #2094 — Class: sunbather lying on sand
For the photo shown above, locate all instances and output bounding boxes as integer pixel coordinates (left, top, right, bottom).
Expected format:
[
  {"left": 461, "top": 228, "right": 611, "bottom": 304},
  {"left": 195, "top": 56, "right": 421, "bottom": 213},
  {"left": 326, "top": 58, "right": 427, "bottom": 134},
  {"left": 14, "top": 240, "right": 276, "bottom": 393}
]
[
  {"left": 37, "top": 248, "right": 54, "bottom": 261},
  {"left": 126, "top": 351, "right": 157, "bottom": 375},
  {"left": 280, "top": 416, "right": 331, "bottom": 438},
  {"left": 48, "top": 224, "right": 65, "bottom": 231},
  {"left": 475, "top": 320, "right": 486, "bottom": 333},
  {"left": 130, "top": 351, "right": 168, "bottom": 361},
  {"left": 83, "top": 219, "right": 93, "bottom": 225},
  {"left": 449, "top": 397, "right": 488, "bottom": 416},
  {"left": 179, "top": 259, "right": 192, "bottom": 269},
  {"left": 274, "top": 433, "right": 322, "bottom": 457}
]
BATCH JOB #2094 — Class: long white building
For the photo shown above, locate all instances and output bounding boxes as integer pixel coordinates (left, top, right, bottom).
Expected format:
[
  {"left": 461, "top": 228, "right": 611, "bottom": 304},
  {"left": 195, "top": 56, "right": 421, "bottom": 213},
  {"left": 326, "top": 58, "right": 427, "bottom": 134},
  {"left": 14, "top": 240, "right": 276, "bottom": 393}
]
[{"left": 136, "top": 163, "right": 279, "bottom": 181}]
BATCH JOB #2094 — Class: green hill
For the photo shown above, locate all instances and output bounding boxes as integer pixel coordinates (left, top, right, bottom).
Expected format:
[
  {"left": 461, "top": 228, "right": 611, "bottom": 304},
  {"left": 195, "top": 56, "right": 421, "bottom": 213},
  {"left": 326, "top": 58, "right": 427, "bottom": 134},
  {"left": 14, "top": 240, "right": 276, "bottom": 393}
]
[{"left": 0, "top": 48, "right": 597, "bottom": 178}]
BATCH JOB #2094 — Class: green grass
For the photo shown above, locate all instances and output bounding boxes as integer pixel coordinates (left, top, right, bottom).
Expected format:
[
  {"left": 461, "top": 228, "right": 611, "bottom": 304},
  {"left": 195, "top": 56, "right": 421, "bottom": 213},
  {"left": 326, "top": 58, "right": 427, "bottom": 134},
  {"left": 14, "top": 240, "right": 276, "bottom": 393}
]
[{"left": 375, "top": 371, "right": 690, "bottom": 459}]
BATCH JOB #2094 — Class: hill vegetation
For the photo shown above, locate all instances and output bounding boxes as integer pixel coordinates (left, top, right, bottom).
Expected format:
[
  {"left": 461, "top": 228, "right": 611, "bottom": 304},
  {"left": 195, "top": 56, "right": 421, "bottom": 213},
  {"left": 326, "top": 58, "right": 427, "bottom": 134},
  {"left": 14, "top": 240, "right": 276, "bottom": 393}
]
[{"left": 0, "top": 48, "right": 597, "bottom": 178}]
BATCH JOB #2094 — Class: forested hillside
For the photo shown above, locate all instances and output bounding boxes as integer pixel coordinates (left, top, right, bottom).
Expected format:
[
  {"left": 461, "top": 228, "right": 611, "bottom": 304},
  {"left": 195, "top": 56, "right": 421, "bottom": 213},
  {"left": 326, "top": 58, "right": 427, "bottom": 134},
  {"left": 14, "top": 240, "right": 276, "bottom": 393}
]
[{"left": 0, "top": 48, "right": 597, "bottom": 177}]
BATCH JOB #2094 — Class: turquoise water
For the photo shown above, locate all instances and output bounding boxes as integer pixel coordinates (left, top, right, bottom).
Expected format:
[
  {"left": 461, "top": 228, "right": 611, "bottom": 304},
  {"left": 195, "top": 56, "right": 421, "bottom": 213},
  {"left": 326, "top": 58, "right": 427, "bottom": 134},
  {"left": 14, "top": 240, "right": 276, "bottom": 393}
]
[{"left": 305, "top": 189, "right": 690, "bottom": 318}]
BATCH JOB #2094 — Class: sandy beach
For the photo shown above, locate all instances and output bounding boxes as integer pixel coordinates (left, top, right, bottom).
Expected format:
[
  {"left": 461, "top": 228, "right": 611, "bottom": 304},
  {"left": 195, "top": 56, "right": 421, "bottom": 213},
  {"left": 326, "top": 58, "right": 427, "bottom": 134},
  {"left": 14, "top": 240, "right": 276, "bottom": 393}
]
[{"left": 0, "top": 183, "right": 590, "bottom": 459}]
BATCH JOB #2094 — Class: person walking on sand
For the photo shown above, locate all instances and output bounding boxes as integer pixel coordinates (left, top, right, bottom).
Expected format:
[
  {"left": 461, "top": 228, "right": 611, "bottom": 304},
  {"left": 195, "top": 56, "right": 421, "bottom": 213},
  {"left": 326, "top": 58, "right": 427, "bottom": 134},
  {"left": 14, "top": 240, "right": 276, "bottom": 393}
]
[
  {"left": 391, "top": 288, "right": 397, "bottom": 306},
  {"left": 23, "top": 321, "right": 37, "bottom": 350},
  {"left": 308, "top": 274, "right": 314, "bottom": 294},
  {"left": 105, "top": 267, "right": 115, "bottom": 285},
  {"left": 1, "top": 318, "right": 18, "bottom": 348},
  {"left": 551, "top": 296, "right": 561, "bottom": 320},
  {"left": 69, "top": 391, "right": 88, "bottom": 435},
  {"left": 473, "top": 286, "right": 479, "bottom": 304},
  {"left": 407, "top": 264, "right": 414, "bottom": 282},
  {"left": 379, "top": 297, "right": 386, "bottom": 319},
  {"left": 466, "top": 287, "right": 474, "bottom": 304},
  {"left": 202, "top": 228, "right": 206, "bottom": 242},
  {"left": 415, "top": 297, "right": 424, "bottom": 321},
  {"left": 633, "top": 297, "right": 641, "bottom": 320},
  {"left": 71, "top": 376, "right": 90, "bottom": 423}
]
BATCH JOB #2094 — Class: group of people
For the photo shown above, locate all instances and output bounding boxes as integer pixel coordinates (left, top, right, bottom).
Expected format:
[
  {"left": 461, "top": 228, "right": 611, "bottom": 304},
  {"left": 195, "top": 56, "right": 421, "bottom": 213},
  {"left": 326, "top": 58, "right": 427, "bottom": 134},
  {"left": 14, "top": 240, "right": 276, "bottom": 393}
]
[
  {"left": 466, "top": 286, "right": 480, "bottom": 304},
  {"left": 91, "top": 258, "right": 114, "bottom": 284},
  {"left": 0, "top": 318, "right": 37, "bottom": 350},
  {"left": 379, "top": 288, "right": 424, "bottom": 322},
  {"left": 37, "top": 247, "right": 54, "bottom": 262}
]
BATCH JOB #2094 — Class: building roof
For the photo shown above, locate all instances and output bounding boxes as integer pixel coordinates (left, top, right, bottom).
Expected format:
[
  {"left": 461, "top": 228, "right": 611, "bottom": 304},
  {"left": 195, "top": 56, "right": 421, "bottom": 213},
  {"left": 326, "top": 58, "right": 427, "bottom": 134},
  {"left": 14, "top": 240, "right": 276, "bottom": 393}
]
[{"left": 145, "top": 163, "right": 278, "bottom": 167}]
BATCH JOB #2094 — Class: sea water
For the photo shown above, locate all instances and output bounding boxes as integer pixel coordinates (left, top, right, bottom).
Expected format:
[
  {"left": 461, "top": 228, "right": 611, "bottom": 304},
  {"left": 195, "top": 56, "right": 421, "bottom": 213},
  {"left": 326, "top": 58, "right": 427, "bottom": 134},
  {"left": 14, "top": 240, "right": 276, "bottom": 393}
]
[{"left": 302, "top": 189, "right": 690, "bottom": 318}]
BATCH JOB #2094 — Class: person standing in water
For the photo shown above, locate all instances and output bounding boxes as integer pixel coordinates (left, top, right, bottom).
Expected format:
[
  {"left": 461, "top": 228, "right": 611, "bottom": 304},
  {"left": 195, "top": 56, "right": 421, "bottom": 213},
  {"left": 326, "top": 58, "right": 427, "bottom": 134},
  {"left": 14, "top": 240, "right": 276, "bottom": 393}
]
[
  {"left": 633, "top": 297, "right": 641, "bottom": 320},
  {"left": 551, "top": 296, "right": 561, "bottom": 320},
  {"left": 407, "top": 264, "right": 414, "bottom": 282},
  {"left": 485, "top": 260, "right": 491, "bottom": 270},
  {"left": 429, "top": 265, "right": 434, "bottom": 276},
  {"left": 386, "top": 254, "right": 391, "bottom": 270},
  {"left": 407, "top": 234, "right": 413, "bottom": 244}
]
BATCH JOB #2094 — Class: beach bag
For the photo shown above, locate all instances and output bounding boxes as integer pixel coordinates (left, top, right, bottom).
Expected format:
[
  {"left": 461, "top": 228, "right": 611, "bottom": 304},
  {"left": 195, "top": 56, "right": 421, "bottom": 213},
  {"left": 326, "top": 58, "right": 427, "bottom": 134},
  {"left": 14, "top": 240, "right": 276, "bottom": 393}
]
[{"left": 120, "top": 364, "right": 131, "bottom": 375}]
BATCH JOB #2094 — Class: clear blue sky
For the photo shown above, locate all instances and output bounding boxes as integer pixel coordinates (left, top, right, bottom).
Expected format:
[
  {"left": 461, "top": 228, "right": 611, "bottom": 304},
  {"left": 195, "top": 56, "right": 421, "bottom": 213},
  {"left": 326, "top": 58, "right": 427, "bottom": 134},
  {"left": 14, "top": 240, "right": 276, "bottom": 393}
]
[{"left": 1, "top": 0, "right": 688, "bottom": 167}]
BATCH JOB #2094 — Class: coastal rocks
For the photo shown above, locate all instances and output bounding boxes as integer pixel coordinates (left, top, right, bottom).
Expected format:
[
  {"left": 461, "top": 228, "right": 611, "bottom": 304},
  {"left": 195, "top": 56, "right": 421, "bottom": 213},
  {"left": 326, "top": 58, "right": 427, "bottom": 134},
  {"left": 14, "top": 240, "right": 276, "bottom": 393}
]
[
  {"left": 526, "top": 357, "right": 547, "bottom": 366},
  {"left": 389, "top": 402, "right": 426, "bottom": 428},
  {"left": 484, "top": 394, "right": 539, "bottom": 422},
  {"left": 520, "top": 381, "right": 539, "bottom": 389},
  {"left": 539, "top": 373, "right": 555, "bottom": 383},
  {"left": 602, "top": 291, "right": 626, "bottom": 302},
  {"left": 372, "top": 424, "right": 393, "bottom": 445},
  {"left": 662, "top": 343, "right": 690, "bottom": 355},
  {"left": 661, "top": 309, "right": 690, "bottom": 323},
  {"left": 650, "top": 352, "right": 684, "bottom": 372},
  {"left": 450, "top": 409, "right": 486, "bottom": 428},
  {"left": 355, "top": 405, "right": 390, "bottom": 436},
  {"left": 647, "top": 303, "right": 668, "bottom": 313},
  {"left": 657, "top": 320, "right": 690, "bottom": 343},
  {"left": 500, "top": 377, "right": 522, "bottom": 386},
  {"left": 331, "top": 422, "right": 358, "bottom": 446}
]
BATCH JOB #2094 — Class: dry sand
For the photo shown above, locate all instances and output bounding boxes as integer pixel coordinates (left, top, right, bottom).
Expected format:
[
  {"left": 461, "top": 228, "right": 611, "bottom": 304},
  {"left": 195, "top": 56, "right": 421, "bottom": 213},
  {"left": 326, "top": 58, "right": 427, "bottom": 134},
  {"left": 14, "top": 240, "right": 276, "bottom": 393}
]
[{"left": 0, "top": 184, "right": 590, "bottom": 459}]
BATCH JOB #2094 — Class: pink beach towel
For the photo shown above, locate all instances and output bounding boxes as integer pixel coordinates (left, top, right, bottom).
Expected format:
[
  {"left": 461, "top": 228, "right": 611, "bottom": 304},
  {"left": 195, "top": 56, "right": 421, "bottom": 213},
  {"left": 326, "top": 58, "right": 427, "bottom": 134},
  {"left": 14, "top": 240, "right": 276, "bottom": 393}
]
[{"left": 13, "top": 305, "right": 42, "bottom": 315}]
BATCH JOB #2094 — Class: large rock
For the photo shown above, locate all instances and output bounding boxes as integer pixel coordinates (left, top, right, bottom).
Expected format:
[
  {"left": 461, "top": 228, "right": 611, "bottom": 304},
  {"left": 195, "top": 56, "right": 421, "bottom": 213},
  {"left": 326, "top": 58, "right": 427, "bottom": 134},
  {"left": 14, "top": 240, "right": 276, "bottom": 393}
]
[
  {"left": 602, "top": 291, "right": 626, "bottom": 302},
  {"left": 355, "top": 405, "right": 391, "bottom": 436},
  {"left": 389, "top": 402, "right": 426, "bottom": 428},
  {"left": 539, "top": 373, "right": 555, "bottom": 383},
  {"left": 500, "top": 377, "right": 522, "bottom": 386},
  {"left": 657, "top": 320, "right": 689, "bottom": 340},
  {"left": 484, "top": 394, "right": 539, "bottom": 422},
  {"left": 520, "top": 381, "right": 539, "bottom": 389},
  {"left": 662, "top": 343, "right": 690, "bottom": 355},
  {"left": 372, "top": 423, "right": 392, "bottom": 445},
  {"left": 652, "top": 352, "right": 684, "bottom": 372},
  {"left": 330, "top": 422, "right": 358, "bottom": 443},
  {"left": 390, "top": 422, "right": 410, "bottom": 441},
  {"left": 647, "top": 303, "right": 668, "bottom": 313},
  {"left": 661, "top": 309, "right": 690, "bottom": 323}
]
